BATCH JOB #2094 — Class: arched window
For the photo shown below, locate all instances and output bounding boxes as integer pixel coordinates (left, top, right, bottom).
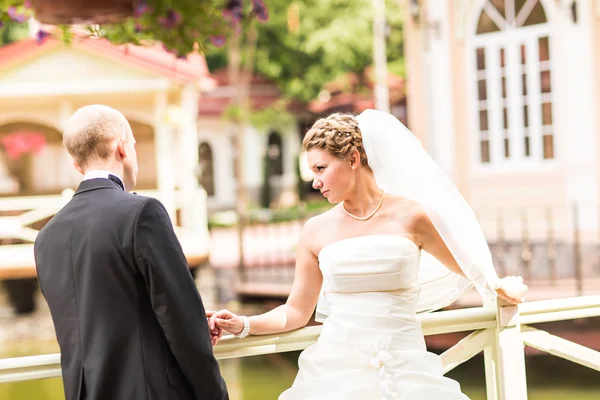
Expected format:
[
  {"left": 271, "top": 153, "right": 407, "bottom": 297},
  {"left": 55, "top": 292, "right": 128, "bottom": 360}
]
[
  {"left": 267, "top": 131, "right": 284, "bottom": 176},
  {"left": 197, "top": 142, "right": 215, "bottom": 196},
  {"left": 472, "top": 0, "right": 553, "bottom": 165}
]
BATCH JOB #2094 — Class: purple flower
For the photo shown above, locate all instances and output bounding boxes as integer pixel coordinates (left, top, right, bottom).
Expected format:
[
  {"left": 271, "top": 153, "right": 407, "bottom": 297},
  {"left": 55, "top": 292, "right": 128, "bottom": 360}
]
[
  {"left": 134, "top": 23, "right": 143, "bottom": 33},
  {"left": 36, "top": 29, "right": 50, "bottom": 44},
  {"left": 223, "top": 0, "right": 244, "bottom": 24},
  {"left": 134, "top": 1, "right": 150, "bottom": 17},
  {"left": 159, "top": 9, "right": 182, "bottom": 28},
  {"left": 252, "top": 0, "right": 268, "bottom": 22},
  {"left": 210, "top": 36, "right": 226, "bottom": 47},
  {"left": 8, "top": 6, "right": 29, "bottom": 23},
  {"left": 0, "top": 21, "right": 3, "bottom": 29},
  {"left": 24, "top": 0, "right": 32, "bottom": 8}
]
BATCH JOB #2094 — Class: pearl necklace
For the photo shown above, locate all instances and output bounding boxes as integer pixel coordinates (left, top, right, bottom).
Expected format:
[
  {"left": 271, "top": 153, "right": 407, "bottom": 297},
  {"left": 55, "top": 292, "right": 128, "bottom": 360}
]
[{"left": 342, "top": 191, "right": 385, "bottom": 221}]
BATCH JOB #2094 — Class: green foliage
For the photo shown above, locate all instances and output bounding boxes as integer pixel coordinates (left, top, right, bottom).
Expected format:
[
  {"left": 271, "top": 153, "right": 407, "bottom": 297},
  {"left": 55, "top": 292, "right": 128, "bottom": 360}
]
[
  {"left": 205, "top": 0, "right": 405, "bottom": 102},
  {"left": 0, "top": 19, "right": 27, "bottom": 46},
  {"left": 0, "top": 0, "right": 238, "bottom": 56},
  {"left": 248, "top": 100, "right": 296, "bottom": 131}
]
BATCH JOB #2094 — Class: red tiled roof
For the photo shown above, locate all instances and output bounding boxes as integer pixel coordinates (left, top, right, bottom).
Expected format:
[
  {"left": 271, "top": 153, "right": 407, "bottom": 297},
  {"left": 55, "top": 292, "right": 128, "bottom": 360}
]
[
  {"left": 198, "top": 68, "right": 283, "bottom": 116},
  {"left": 309, "top": 67, "right": 406, "bottom": 115},
  {"left": 0, "top": 37, "right": 212, "bottom": 84}
]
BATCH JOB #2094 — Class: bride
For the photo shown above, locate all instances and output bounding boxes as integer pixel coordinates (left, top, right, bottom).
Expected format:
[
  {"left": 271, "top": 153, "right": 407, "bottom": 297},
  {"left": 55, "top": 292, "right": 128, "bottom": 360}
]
[{"left": 209, "top": 110, "right": 528, "bottom": 399}]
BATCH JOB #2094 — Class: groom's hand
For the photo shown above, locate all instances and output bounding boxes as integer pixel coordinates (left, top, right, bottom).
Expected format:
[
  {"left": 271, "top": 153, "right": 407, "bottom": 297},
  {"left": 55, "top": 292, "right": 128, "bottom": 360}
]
[{"left": 206, "top": 311, "right": 224, "bottom": 346}]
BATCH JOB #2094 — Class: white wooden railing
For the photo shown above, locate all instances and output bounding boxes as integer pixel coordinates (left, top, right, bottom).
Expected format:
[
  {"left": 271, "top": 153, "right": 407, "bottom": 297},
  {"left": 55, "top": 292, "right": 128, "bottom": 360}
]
[
  {"left": 1, "top": 296, "right": 599, "bottom": 399},
  {"left": 0, "top": 188, "right": 210, "bottom": 276}
]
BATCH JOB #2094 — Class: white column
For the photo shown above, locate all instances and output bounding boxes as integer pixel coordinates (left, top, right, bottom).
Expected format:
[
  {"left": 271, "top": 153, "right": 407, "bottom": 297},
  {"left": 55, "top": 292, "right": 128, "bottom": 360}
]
[
  {"left": 153, "top": 92, "right": 176, "bottom": 221},
  {"left": 214, "top": 131, "right": 237, "bottom": 208},
  {"left": 560, "top": 0, "right": 598, "bottom": 238},
  {"left": 425, "top": 0, "right": 456, "bottom": 179},
  {"left": 57, "top": 100, "right": 72, "bottom": 132},
  {"left": 243, "top": 126, "right": 263, "bottom": 196},
  {"left": 179, "top": 84, "right": 208, "bottom": 242}
]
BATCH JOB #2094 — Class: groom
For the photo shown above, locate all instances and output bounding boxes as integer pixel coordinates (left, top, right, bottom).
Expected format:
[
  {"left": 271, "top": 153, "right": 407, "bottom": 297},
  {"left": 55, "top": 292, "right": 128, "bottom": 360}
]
[{"left": 34, "top": 105, "right": 228, "bottom": 400}]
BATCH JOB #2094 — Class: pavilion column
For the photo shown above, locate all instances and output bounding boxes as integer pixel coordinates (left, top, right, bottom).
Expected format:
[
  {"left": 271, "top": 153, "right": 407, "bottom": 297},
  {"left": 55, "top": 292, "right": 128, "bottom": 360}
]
[
  {"left": 153, "top": 91, "right": 177, "bottom": 222},
  {"left": 178, "top": 83, "right": 208, "bottom": 242}
]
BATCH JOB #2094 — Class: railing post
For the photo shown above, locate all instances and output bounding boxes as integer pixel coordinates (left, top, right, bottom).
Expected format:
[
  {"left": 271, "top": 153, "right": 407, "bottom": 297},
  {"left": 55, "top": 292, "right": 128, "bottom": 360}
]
[{"left": 484, "top": 299, "right": 528, "bottom": 400}]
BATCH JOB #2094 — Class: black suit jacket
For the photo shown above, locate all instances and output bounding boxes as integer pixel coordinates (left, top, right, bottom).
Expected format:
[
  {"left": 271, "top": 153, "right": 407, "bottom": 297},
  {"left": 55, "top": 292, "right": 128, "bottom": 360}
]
[{"left": 34, "top": 178, "right": 228, "bottom": 400}]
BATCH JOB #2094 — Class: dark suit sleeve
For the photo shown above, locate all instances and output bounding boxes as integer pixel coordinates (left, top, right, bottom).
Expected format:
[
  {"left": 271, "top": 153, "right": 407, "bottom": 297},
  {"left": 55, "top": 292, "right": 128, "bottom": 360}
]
[{"left": 133, "top": 197, "right": 228, "bottom": 400}]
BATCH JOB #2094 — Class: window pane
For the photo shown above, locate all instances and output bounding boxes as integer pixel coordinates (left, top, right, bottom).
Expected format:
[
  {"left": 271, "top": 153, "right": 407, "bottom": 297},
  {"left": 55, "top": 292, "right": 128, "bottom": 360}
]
[
  {"left": 524, "top": 135, "right": 531, "bottom": 156},
  {"left": 503, "top": 107, "right": 509, "bottom": 129},
  {"left": 522, "top": 74, "right": 528, "bottom": 96},
  {"left": 481, "top": 140, "right": 491, "bottom": 163},
  {"left": 500, "top": 48, "right": 506, "bottom": 68},
  {"left": 478, "top": 80, "right": 488, "bottom": 100},
  {"left": 540, "top": 70, "right": 551, "bottom": 93},
  {"left": 523, "top": 105, "right": 529, "bottom": 127},
  {"left": 477, "top": 10, "right": 502, "bottom": 34},
  {"left": 502, "top": 77, "right": 507, "bottom": 98},
  {"left": 504, "top": 137, "right": 510, "bottom": 158},
  {"left": 479, "top": 109, "right": 489, "bottom": 131},
  {"left": 542, "top": 102, "right": 553, "bottom": 125},
  {"left": 520, "top": 44, "right": 527, "bottom": 64},
  {"left": 477, "top": 48, "right": 486, "bottom": 70},
  {"left": 543, "top": 134, "right": 554, "bottom": 159},
  {"left": 523, "top": 1, "right": 547, "bottom": 26},
  {"left": 539, "top": 37, "right": 550, "bottom": 61}
]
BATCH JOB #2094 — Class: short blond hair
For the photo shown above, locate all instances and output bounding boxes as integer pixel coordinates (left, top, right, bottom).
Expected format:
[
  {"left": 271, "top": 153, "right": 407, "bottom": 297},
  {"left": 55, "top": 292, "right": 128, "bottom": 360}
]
[
  {"left": 302, "top": 113, "right": 368, "bottom": 166},
  {"left": 63, "top": 105, "right": 130, "bottom": 168}
]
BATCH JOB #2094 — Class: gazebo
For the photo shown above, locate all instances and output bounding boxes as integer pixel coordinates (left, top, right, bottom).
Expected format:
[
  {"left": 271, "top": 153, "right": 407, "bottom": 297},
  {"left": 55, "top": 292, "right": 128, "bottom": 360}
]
[{"left": 0, "top": 37, "right": 213, "bottom": 313}]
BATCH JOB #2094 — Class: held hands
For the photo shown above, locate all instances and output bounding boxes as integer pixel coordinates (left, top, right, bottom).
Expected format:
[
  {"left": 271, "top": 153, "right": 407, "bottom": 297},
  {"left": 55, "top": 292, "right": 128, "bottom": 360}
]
[
  {"left": 206, "top": 311, "right": 226, "bottom": 346},
  {"left": 206, "top": 309, "right": 244, "bottom": 345},
  {"left": 495, "top": 276, "right": 528, "bottom": 304}
]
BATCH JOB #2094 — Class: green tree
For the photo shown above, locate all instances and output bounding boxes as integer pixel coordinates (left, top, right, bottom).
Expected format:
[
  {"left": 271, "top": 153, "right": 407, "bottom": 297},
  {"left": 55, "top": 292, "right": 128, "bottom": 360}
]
[{"left": 205, "top": 0, "right": 405, "bottom": 103}]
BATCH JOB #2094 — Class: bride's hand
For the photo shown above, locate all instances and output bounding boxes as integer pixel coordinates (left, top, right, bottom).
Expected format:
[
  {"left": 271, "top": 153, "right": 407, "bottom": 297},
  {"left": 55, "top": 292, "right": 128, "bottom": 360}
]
[
  {"left": 209, "top": 309, "right": 244, "bottom": 336},
  {"left": 495, "top": 276, "right": 528, "bottom": 304}
]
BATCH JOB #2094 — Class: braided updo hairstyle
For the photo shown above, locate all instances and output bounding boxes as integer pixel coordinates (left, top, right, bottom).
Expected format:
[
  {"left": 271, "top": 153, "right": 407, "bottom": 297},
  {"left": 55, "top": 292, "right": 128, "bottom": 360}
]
[{"left": 302, "top": 113, "right": 369, "bottom": 167}]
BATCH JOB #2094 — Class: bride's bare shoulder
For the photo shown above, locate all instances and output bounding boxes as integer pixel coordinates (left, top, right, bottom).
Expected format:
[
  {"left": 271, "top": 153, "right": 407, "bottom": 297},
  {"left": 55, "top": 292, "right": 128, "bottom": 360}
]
[
  {"left": 299, "top": 206, "right": 341, "bottom": 250},
  {"left": 302, "top": 205, "right": 340, "bottom": 233}
]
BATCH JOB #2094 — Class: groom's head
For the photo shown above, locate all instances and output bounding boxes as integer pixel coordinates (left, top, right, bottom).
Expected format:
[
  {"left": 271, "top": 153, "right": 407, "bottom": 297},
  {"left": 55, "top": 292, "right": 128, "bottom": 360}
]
[{"left": 63, "top": 105, "right": 138, "bottom": 191}]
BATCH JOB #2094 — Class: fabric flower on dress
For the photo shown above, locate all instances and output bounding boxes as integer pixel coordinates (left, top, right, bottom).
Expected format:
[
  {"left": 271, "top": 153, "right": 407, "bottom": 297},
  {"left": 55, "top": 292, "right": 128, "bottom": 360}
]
[
  {"left": 362, "top": 333, "right": 393, "bottom": 369},
  {"left": 375, "top": 368, "right": 399, "bottom": 400},
  {"left": 361, "top": 333, "right": 402, "bottom": 399}
]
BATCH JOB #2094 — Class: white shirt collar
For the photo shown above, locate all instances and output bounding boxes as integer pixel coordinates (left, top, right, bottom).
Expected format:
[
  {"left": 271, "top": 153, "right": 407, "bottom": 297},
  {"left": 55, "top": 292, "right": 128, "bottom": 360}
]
[{"left": 83, "top": 170, "right": 125, "bottom": 190}]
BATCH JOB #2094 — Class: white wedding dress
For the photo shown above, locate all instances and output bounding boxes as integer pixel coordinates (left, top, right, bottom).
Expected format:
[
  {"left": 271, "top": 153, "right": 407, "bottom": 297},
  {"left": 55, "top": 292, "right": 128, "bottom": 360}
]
[{"left": 279, "top": 235, "right": 469, "bottom": 400}]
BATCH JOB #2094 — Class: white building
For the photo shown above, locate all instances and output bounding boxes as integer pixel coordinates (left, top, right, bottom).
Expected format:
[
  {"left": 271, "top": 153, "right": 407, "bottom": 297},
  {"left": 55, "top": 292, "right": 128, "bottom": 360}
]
[{"left": 403, "top": 0, "right": 599, "bottom": 245}]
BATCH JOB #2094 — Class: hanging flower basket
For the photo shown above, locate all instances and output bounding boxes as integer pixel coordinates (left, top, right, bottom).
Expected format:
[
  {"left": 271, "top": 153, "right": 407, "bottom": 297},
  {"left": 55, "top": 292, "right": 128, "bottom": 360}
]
[
  {"left": 0, "top": 0, "right": 269, "bottom": 56},
  {"left": 29, "top": 0, "right": 135, "bottom": 25},
  {"left": 0, "top": 131, "right": 47, "bottom": 160}
]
